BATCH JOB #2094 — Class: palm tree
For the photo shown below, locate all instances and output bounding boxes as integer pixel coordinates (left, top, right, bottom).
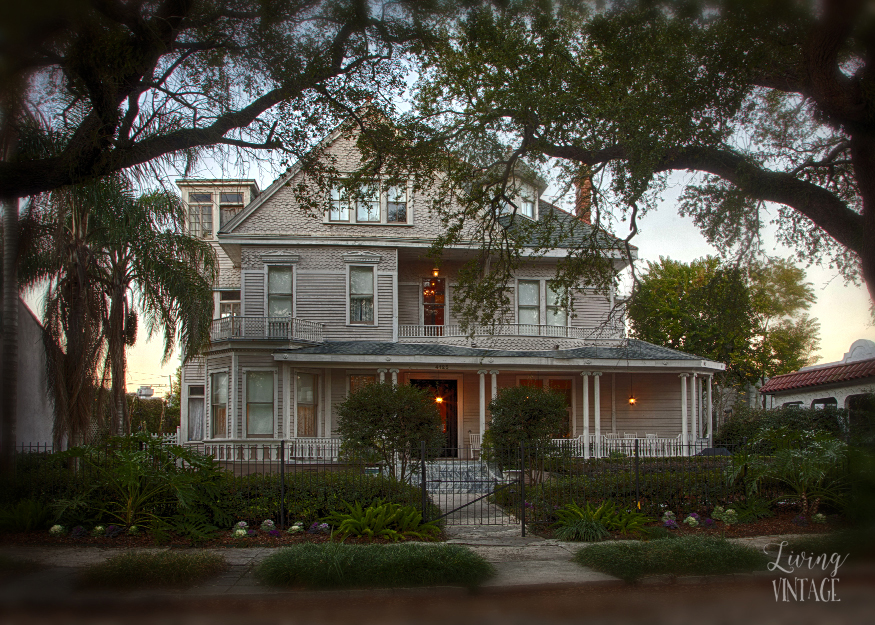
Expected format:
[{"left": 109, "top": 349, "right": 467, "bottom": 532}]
[
  {"left": 22, "top": 175, "right": 217, "bottom": 442},
  {"left": 89, "top": 180, "right": 217, "bottom": 434}
]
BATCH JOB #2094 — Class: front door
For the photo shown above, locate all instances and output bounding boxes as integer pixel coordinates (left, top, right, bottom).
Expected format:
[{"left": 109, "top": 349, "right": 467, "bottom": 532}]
[{"left": 410, "top": 378, "right": 458, "bottom": 457}]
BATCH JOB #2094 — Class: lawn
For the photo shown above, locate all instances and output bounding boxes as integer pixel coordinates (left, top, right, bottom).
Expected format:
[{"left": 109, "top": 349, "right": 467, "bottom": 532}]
[
  {"left": 256, "top": 543, "right": 495, "bottom": 589},
  {"left": 573, "top": 536, "right": 769, "bottom": 582}
]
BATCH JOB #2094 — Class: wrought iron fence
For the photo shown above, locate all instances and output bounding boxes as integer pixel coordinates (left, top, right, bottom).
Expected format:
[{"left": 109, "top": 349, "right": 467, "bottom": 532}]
[{"left": 1, "top": 438, "right": 776, "bottom": 535}]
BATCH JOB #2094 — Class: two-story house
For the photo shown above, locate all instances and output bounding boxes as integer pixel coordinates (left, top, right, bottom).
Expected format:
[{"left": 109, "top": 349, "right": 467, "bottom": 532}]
[{"left": 178, "top": 126, "right": 725, "bottom": 461}]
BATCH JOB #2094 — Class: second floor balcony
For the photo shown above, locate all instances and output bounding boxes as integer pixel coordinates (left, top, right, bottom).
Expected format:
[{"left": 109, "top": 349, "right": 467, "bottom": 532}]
[
  {"left": 210, "top": 316, "right": 324, "bottom": 344},
  {"left": 398, "top": 322, "right": 625, "bottom": 344}
]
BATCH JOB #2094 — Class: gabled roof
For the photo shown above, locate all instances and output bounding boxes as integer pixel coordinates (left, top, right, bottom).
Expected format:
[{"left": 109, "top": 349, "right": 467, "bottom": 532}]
[{"left": 760, "top": 358, "right": 875, "bottom": 394}]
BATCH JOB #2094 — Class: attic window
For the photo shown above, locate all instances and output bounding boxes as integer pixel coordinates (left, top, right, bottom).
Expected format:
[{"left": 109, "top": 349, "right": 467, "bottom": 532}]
[
  {"left": 499, "top": 183, "right": 536, "bottom": 220},
  {"left": 220, "top": 192, "right": 244, "bottom": 227}
]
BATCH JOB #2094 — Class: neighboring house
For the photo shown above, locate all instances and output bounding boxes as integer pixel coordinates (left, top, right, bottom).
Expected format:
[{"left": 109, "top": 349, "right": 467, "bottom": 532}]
[
  {"left": 10, "top": 300, "right": 54, "bottom": 448},
  {"left": 760, "top": 339, "right": 875, "bottom": 411},
  {"left": 178, "top": 127, "right": 725, "bottom": 460}
]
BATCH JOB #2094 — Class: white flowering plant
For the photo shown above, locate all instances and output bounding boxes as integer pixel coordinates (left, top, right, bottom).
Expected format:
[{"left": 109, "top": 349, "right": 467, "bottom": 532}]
[
  {"left": 127, "top": 525, "right": 139, "bottom": 535},
  {"left": 234, "top": 521, "right": 248, "bottom": 529},
  {"left": 261, "top": 519, "right": 275, "bottom": 530},
  {"left": 232, "top": 528, "right": 248, "bottom": 538},
  {"left": 49, "top": 524, "right": 65, "bottom": 536},
  {"left": 91, "top": 525, "right": 105, "bottom": 537},
  {"left": 287, "top": 522, "right": 304, "bottom": 534},
  {"left": 812, "top": 513, "right": 827, "bottom": 524}
]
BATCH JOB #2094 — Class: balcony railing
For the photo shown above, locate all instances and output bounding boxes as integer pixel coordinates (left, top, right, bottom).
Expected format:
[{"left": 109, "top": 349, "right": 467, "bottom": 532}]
[
  {"left": 398, "top": 323, "right": 624, "bottom": 341},
  {"left": 210, "top": 316, "right": 324, "bottom": 343}
]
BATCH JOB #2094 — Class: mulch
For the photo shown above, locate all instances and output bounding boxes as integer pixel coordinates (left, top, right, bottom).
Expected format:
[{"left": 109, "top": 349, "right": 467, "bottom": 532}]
[
  {"left": 532, "top": 504, "right": 844, "bottom": 540},
  {"left": 0, "top": 529, "right": 440, "bottom": 549}
]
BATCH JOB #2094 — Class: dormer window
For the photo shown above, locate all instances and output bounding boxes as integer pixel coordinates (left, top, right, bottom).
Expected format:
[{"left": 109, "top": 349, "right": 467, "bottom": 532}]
[
  {"left": 499, "top": 182, "right": 537, "bottom": 220},
  {"left": 220, "top": 192, "right": 244, "bottom": 227},
  {"left": 188, "top": 193, "right": 213, "bottom": 238}
]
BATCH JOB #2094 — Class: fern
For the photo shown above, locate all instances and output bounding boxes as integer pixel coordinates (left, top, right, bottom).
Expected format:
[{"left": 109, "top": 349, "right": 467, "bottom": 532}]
[{"left": 325, "top": 499, "right": 440, "bottom": 541}]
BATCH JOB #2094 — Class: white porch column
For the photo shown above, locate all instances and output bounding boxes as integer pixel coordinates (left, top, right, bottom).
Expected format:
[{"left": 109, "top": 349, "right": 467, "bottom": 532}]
[
  {"left": 390, "top": 368, "right": 399, "bottom": 385},
  {"left": 593, "top": 372, "right": 602, "bottom": 458},
  {"left": 611, "top": 372, "right": 617, "bottom": 435},
  {"left": 581, "top": 372, "right": 590, "bottom": 459},
  {"left": 323, "top": 368, "right": 332, "bottom": 438},
  {"left": 680, "top": 373, "right": 689, "bottom": 457},
  {"left": 377, "top": 368, "right": 387, "bottom": 383},
  {"left": 692, "top": 373, "right": 698, "bottom": 443},
  {"left": 230, "top": 353, "right": 238, "bottom": 438},
  {"left": 706, "top": 375, "right": 714, "bottom": 446},
  {"left": 489, "top": 370, "right": 499, "bottom": 402},
  {"left": 478, "top": 370, "right": 487, "bottom": 435}
]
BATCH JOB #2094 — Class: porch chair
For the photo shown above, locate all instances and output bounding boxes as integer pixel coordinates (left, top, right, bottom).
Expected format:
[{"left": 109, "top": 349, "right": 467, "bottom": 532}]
[{"left": 623, "top": 432, "right": 637, "bottom": 438}]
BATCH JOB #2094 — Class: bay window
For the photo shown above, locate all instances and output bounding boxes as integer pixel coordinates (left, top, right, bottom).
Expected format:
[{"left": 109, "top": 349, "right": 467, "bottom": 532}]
[
  {"left": 246, "top": 371, "right": 274, "bottom": 437},
  {"left": 349, "top": 266, "right": 375, "bottom": 324},
  {"left": 517, "top": 280, "right": 540, "bottom": 325}
]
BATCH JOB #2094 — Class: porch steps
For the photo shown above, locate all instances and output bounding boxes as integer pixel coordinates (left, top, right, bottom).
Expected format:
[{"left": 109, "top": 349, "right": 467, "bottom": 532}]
[{"left": 423, "top": 460, "right": 500, "bottom": 494}]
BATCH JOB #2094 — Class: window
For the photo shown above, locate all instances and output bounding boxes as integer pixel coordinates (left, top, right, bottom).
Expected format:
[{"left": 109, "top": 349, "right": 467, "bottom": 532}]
[
  {"left": 349, "top": 374, "right": 376, "bottom": 393},
  {"left": 546, "top": 282, "right": 567, "bottom": 326},
  {"left": 246, "top": 371, "right": 274, "bottom": 436},
  {"left": 422, "top": 278, "right": 445, "bottom": 326},
  {"left": 296, "top": 373, "right": 317, "bottom": 437},
  {"left": 387, "top": 185, "right": 407, "bottom": 223},
  {"left": 219, "top": 192, "right": 244, "bottom": 227},
  {"left": 811, "top": 397, "right": 838, "bottom": 409},
  {"left": 499, "top": 183, "right": 536, "bottom": 220},
  {"left": 356, "top": 183, "right": 380, "bottom": 222},
  {"left": 188, "top": 192, "right": 213, "bottom": 238},
  {"left": 518, "top": 280, "right": 540, "bottom": 325},
  {"left": 329, "top": 185, "right": 350, "bottom": 221},
  {"left": 187, "top": 385, "right": 204, "bottom": 441},
  {"left": 219, "top": 291, "right": 241, "bottom": 317},
  {"left": 349, "top": 266, "right": 375, "bottom": 323},
  {"left": 210, "top": 373, "right": 227, "bottom": 438},
  {"left": 267, "top": 266, "right": 293, "bottom": 317}
]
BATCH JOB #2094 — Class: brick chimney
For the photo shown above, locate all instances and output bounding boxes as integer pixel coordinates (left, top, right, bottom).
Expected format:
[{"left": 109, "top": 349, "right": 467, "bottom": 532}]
[{"left": 574, "top": 175, "right": 592, "bottom": 224}]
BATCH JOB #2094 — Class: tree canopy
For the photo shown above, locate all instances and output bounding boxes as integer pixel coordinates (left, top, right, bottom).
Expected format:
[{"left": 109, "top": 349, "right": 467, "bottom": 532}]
[
  {"left": 391, "top": 0, "right": 875, "bottom": 305},
  {"left": 0, "top": 0, "right": 442, "bottom": 197},
  {"left": 627, "top": 256, "right": 820, "bottom": 390}
]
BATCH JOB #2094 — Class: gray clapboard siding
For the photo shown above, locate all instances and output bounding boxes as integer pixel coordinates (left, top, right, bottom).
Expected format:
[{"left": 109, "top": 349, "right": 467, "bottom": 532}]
[
  {"left": 570, "top": 290, "right": 611, "bottom": 327},
  {"left": 398, "top": 284, "right": 420, "bottom": 325},
  {"left": 242, "top": 270, "right": 265, "bottom": 316},
  {"left": 377, "top": 274, "right": 393, "bottom": 334}
]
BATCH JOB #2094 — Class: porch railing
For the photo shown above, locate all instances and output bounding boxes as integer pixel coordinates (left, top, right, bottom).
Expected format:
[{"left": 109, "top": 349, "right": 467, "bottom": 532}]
[
  {"left": 200, "top": 438, "right": 341, "bottom": 463},
  {"left": 470, "top": 434, "right": 711, "bottom": 459},
  {"left": 210, "top": 316, "right": 324, "bottom": 343},
  {"left": 398, "top": 323, "right": 625, "bottom": 341}
]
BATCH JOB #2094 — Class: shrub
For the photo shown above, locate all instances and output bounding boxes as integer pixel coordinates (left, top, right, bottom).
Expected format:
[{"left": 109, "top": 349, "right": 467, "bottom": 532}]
[
  {"left": 715, "top": 405, "right": 846, "bottom": 448},
  {"left": 483, "top": 385, "right": 569, "bottom": 485},
  {"left": 0, "top": 499, "right": 53, "bottom": 532},
  {"left": 732, "top": 497, "right": 774, "bottom": 524},
  {"left": 219, "top": 471, "right": 441, "bottom": 527},
  {"left": 574, "top": 536, "right": 768, "bottom": 582},
  {"left": 325, "top": 500, "right": 440, "bottom": 541},
  {"left": 255, "top": 543, "right": 495, "bottom": 589},
  {"left": 336, "top": 382, "right": 444, "bottom": 482},
  {"left": 79, "top": 551, "right": 227, "bottom": 589},
  {"left": 553, "top": 501, "right": 650, "bottom": 540}
]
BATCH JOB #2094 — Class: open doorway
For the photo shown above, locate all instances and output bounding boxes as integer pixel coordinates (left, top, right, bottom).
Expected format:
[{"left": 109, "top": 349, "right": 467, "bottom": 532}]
[{"left": 410, "top": 378, "right": 458, "bottom": 457}]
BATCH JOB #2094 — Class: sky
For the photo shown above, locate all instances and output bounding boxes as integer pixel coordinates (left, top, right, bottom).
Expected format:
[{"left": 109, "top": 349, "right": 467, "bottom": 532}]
[{"left": 23, "top": 159, "right": 875, "bottom": 398}]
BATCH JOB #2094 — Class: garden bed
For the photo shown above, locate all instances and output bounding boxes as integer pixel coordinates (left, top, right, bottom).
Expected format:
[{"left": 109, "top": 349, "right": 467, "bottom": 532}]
[{"left": 0, "top": 529, "right": 445, "bottom": 548}]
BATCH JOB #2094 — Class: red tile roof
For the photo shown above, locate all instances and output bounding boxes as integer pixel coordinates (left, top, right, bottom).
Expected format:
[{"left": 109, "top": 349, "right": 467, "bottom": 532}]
[{"left": 760, "top": 358, "right": 875, "bottom": 394}]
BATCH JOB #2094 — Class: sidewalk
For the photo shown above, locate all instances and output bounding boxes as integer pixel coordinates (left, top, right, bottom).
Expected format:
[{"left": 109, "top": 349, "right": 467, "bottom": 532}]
[{"left": 0, "top": 529, "right": 824, "bottom": 606}]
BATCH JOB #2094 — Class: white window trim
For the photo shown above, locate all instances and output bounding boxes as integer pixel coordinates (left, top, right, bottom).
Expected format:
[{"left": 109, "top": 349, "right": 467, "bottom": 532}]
[
  {"left": 207, "top": 368, "right": 230, "bottom": 440},
  {"left": 242, "top": 367, "right": 278, "bottom": 439},
  {"left": 346, "top": 264, "right": 379, "bottom": 326},
  {"left": 263, "top": 262, "right": 297, "bottom": 319},
  {"left": 514, "top": 278, "right": 570, "bottom": 327},
  {"left": 324, "top": 178, "right": 413, "bottom": 226}
]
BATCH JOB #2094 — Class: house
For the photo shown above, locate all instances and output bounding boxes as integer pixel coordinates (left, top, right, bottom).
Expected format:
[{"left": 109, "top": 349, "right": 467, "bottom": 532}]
[
  {"left": 177, "top": 126, "right": 725, "bottom": 460},
  {"left": 1, "top": 300, "right": 54, "bottom": 449},
  {"left": 760, "top": 339, "right": 875, "bottom": 412}
]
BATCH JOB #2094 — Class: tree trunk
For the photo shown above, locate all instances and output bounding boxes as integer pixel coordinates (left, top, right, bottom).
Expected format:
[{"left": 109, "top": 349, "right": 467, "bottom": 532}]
[{"left": 108, "top": 283, "right": 127, "bottom": 435}]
